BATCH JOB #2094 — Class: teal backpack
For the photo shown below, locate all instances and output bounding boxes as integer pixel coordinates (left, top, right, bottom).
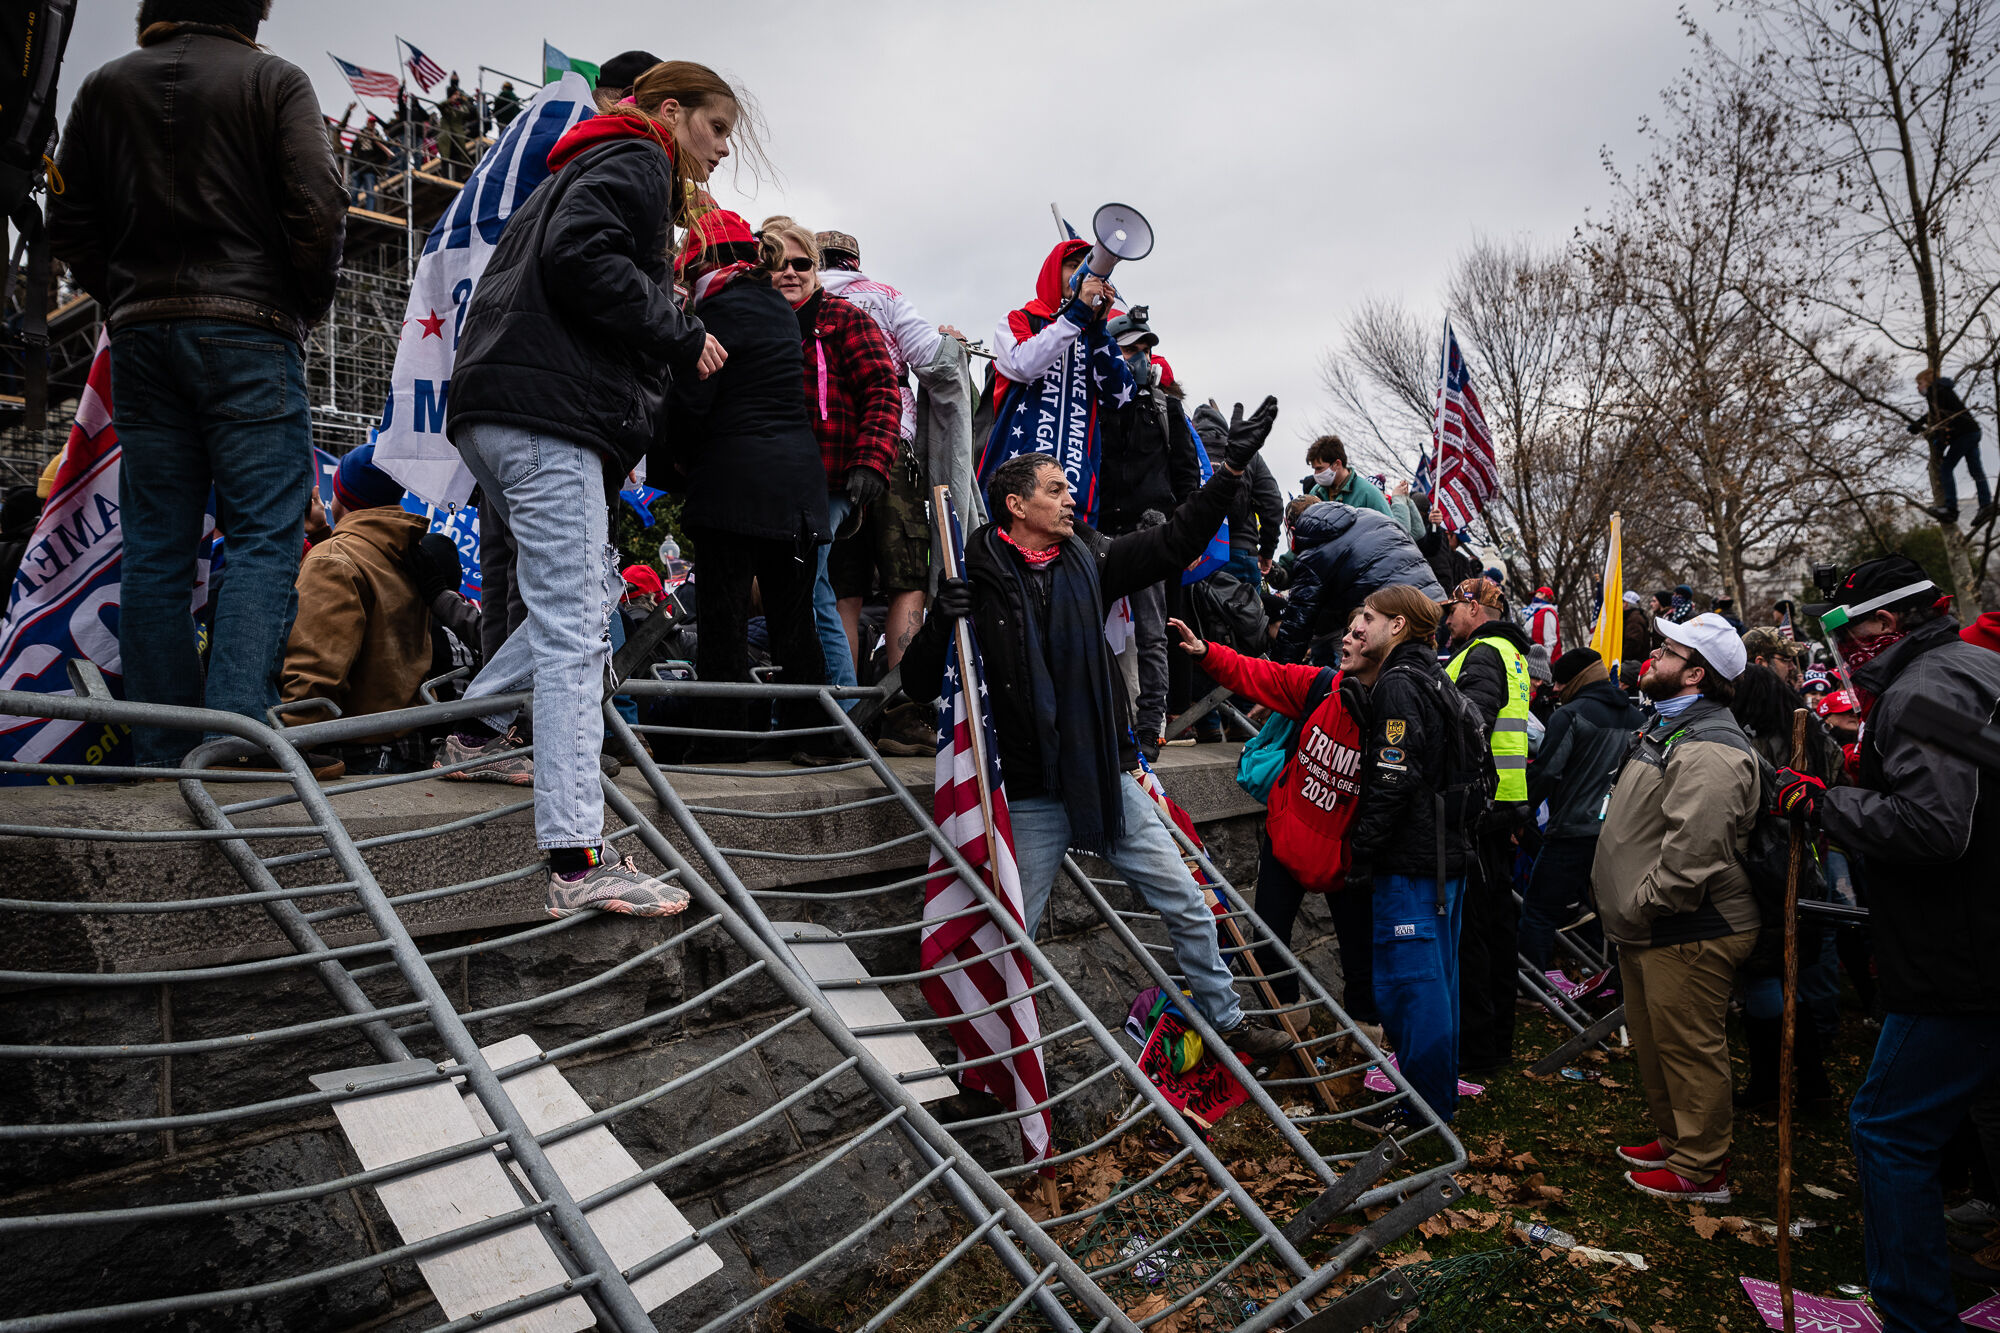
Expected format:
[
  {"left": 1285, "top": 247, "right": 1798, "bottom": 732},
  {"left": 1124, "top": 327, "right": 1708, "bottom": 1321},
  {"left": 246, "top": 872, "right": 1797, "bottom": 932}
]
[{"left": 1234, "top": 669, "right": 1336, "bottom": 802}]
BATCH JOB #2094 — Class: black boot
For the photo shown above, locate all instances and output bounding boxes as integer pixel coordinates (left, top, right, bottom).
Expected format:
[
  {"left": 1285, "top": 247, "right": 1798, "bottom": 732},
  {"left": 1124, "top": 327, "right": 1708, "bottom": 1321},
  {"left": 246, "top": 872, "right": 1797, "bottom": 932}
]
[{"left": 1735, "top": 1014, "right": 1781, "bottom": 1112}]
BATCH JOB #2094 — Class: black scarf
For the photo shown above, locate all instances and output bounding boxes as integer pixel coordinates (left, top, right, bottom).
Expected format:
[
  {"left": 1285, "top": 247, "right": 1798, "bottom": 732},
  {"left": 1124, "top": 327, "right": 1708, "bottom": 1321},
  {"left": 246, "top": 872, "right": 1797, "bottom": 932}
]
[
  {"left": 997, "top": 530, "right": 1125, "bottom": 851},
  {"left": 794, "top": 288, "right": 824, "bottom": 339}
]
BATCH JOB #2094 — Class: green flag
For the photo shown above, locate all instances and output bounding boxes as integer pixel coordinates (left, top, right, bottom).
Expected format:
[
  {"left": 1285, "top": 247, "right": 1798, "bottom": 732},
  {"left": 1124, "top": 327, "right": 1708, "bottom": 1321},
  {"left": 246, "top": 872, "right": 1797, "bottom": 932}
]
[{"left": 542, "top": 41, "right": 599, "bottom": 88}]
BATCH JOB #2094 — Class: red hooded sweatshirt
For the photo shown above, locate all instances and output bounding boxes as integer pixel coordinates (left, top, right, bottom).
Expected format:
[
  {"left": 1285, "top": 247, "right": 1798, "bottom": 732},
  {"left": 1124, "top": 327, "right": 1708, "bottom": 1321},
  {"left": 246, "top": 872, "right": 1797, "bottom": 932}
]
[{"left": 545, "top": 112, "right": 674, "bottom": 173}]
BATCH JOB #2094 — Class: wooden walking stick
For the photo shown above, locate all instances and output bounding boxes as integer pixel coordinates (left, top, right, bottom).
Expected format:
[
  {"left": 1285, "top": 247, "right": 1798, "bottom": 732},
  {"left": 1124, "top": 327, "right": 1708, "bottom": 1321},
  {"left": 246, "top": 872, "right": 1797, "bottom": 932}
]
[{"left": 1777, "top": 707, "right": 1809, "bottom": 1333}]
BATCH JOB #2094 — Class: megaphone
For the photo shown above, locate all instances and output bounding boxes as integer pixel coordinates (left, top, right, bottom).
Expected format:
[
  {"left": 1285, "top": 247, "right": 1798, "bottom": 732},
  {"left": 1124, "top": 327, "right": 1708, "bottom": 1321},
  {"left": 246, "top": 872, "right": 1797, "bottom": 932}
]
[{"left": 1072, "top": 202, "right": 1153, "bottom": 291}]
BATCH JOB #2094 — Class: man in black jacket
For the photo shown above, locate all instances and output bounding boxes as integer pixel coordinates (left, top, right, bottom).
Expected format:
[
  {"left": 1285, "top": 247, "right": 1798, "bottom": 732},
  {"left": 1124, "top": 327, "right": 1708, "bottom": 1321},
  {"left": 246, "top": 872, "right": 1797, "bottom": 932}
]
[
  {"left": 51, "top": 0, "right": 346, "bottom": 767},
  {"left": 1275, "top": 502, "right": 1443, "bottom": 666},
  {"left": 1096, "top": 308, "right": 1202, "bottom": 753},
  {"left": 1779, "top": 556, "right": 2000, "bottom": 1330},
  {"left": 1522, "top": 649, "right": 1641, "bottom": 986},
  {"left": 1440, "top": 579, "right": 1537, "bottom": 1077},
  {"left": 1909, "top": 368, "right": 1993, "bottom": 527},
  {"left": 904, "top": 400, "right": 1294, "bottom": 1061}
]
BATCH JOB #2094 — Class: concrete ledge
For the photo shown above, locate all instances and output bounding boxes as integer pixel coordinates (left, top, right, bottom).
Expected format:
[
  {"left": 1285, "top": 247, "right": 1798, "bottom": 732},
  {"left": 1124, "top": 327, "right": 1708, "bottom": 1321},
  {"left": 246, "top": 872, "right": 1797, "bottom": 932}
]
[{"left": 0, "top": 745, "right": 1261, "bottom": 977}]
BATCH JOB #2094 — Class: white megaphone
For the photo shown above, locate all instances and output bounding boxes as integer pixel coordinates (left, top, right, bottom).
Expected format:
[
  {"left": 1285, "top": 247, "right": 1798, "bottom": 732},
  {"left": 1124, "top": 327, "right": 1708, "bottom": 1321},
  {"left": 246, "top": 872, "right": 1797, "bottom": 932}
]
[{"left": 1072, "top": 202, "right": 1154, "bottom": 291}]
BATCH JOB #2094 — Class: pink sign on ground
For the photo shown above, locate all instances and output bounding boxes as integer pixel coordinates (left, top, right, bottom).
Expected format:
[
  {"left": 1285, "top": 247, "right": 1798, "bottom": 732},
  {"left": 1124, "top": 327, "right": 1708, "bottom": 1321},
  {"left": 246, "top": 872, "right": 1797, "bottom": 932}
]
[
  {"left": 1961, "top": 1293, "right": 2000, "bottom": 1330},
  {"left": 1739, "top": 1277, "right": 1883, "bottom": 1332}
]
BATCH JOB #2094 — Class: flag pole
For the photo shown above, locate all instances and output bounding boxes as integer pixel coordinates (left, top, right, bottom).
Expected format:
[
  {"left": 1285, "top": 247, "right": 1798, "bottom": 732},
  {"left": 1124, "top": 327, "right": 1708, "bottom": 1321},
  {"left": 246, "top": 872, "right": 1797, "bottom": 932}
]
[
  {"left": 931, "top": 484, "right": 1008, "bottom": 907},
  {"left": 1777, "top": 707, "right": 1809, "bottom": 1333}
]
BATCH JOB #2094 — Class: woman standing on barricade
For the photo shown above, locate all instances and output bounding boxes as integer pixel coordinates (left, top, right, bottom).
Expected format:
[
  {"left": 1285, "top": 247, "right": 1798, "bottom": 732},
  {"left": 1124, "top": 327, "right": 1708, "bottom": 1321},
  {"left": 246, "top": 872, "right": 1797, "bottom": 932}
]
[
  {"left": 657, "top": 210, "right": 835, "bottom": 766},
  {"left": 437, "top": 62, "right": 752, "bottom": 919}
]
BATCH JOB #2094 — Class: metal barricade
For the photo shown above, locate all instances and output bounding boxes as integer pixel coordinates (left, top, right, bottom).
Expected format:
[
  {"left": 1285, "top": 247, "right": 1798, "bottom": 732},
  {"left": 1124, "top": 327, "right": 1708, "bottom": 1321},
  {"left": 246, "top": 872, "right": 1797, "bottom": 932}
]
[
  {"left": 607, "top": 677, "right": 1468, "bottom": 1331},
  {"left": 0, "top": 687, "right": 1135, "bottom": 1332}
]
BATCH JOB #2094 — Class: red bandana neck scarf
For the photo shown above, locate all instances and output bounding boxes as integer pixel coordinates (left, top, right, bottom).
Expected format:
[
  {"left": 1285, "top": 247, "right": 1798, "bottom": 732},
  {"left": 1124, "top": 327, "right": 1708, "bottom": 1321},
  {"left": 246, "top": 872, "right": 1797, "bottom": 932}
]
[
  {"left": 1839, "top": 628, "right": 1909, "bottom": 718},
  {"left": 998, "top": 527, "right": 1061, "bottom": 568}
]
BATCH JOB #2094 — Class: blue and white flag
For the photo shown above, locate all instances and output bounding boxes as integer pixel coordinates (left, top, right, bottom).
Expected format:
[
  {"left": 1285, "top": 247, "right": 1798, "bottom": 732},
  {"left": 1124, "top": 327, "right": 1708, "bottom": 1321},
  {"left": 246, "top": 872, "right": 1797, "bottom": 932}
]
[{"left": 373, "top": 74, "right": 596, "bottom": 509}]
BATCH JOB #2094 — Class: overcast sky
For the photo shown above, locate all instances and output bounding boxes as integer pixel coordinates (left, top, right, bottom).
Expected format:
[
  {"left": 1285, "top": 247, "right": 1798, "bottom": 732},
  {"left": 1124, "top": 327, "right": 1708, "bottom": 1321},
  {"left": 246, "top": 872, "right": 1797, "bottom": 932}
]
[{"left": 63, "top": 1, "right": 1723, "bottom": 487}]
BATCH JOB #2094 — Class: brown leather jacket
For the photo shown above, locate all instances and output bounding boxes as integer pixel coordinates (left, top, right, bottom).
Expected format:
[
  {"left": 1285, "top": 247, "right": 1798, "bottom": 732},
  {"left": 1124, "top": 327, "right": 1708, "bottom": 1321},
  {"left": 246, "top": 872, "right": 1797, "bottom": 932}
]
[
  {"left": 50, "top": 25, "right": 346, "bottom": 344},
  {"left": 281, "top": 507, "right": 431, "bottom": 732}
]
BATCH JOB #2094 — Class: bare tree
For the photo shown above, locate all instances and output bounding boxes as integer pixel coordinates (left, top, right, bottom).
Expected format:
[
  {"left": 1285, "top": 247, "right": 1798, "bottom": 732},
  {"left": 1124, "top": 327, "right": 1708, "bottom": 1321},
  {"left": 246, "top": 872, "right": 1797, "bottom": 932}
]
[
  {"left": 1317, "top": 298, "right": 1436, "bottom": 472},
  {"left": 1713, "top": 0, "right": 2000, "bottom": 608}
]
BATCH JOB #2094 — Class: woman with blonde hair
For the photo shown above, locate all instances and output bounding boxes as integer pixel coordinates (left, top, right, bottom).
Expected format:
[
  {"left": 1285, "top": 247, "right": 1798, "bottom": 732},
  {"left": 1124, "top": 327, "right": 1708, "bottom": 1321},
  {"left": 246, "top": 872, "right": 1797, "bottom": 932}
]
[{"left": 438, "top": 61, "right": 750, "bottom": 918}]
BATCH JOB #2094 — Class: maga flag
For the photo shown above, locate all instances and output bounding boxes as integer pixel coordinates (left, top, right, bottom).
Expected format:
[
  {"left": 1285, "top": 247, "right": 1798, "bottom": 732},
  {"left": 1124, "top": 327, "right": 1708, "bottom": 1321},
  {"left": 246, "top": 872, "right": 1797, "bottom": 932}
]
[{"left": 372, "top": 74, "right": 595, "bottom": 508}]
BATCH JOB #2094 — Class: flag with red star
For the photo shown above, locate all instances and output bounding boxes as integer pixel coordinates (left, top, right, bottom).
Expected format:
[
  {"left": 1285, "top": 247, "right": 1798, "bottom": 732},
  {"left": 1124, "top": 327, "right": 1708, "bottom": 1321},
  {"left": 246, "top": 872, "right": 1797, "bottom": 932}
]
[{"left": 373, "top": 73, "right": 596, "bottom": 508}]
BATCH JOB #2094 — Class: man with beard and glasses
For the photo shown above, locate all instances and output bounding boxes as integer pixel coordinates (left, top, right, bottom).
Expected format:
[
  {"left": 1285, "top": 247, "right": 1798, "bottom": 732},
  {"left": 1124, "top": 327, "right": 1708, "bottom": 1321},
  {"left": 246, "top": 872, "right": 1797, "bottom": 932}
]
[
  {"left": 1593, "top": 613, "right": 1759, "bottom": 1205},
  {"left": 1777, "top": 556, "right": 2000, "bottom": 1331}
]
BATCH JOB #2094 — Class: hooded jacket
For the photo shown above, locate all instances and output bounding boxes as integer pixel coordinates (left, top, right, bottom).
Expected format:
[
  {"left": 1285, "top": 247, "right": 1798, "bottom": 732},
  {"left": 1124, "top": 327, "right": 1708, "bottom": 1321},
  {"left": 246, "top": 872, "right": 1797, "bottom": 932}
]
[
  {"left": 447, "top": 120, "right": 710, "bottom": 479},
  {"left": 1822, "top": 614, "right": 2000, "bottom": 1013},
  {"left": 980, "top": 241, "right": 1137, "bottom": 524},
  {"left": 1528, "top": 673, "right": 1643, "bottom": 840},
  {"left": 901, "top": 468, "right": 1243, "bottom": 800},
  {"left": 280, "top": 506, "right": 431, "bottom": 731},
  {"left": 1276, "top": 502, "right": 1443, "bottom": 664},
  {"left": 1592, "top": 697, "right": 1761, "bottom": 949},
  {"left": 51, "top": 27, "right": 347, "bottom": 343},
  {"left": 1096, "top": 359, "right": 1202, "bottom": 534},
  {"left": 1194, "top": 405, "right": 1283, "bottom": 563},
  {"left": 818, "top": 268, "right": 944, "bottom": 442}
]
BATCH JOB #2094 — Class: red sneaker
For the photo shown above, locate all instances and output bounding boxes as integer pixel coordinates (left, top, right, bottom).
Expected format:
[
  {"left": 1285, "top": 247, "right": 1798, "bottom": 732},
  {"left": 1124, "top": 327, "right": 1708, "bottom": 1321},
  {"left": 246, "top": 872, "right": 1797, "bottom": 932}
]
[
  {"left": 1615, "top": 1139, "right": 1669, "bottom": 1169},
  {"left": 1624, "top": 1164, "right": 1731, "bottom": 1204}
]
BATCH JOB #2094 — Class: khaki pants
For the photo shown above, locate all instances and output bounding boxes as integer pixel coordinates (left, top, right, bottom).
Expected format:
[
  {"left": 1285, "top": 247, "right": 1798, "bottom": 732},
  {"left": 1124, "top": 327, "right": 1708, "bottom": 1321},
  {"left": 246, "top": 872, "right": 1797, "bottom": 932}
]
[{"left": 1619, "top": 930, "right": 1758, "bottom": 1179}]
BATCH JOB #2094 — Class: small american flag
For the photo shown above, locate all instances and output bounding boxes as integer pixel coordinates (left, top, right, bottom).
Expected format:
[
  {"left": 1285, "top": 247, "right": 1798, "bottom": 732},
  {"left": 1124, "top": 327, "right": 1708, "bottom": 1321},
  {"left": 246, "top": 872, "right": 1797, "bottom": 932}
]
[
  {"left": 1429, "top": 319, "right": 1498, "bottom": 530},
  {"left": 400, "top": 38, "right": 445, "bottom": 92},
  {"left": 919, "top": 508, "right": 1052, "bottom": 1167},
  {"left": 330, "top": 55, "right": 400, "bottom": 100}
]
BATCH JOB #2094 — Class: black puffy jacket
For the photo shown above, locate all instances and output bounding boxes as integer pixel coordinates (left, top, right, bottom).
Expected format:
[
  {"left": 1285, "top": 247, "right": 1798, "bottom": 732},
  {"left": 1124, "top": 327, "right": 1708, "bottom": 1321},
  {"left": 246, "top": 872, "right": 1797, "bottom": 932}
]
[
  {"left": 1277, "top": 503, "right": 1444, "bottom": 664},
  {"left": 1528, "top": 676, "right": 1643, "bottom": 840},
  {"left": 448, "top": 137, "right": 708, "bottom": 479},
  {"left": 655, "top": 277, "right": 829, "bottom": 548},
  {"left": 1823, "top": 615, "right": 2000, "bottom": 1014},
  {"left": 1348, "top": 640, "right": 1475, "bottom": 879},
  {"left": 51, "top": 27, "right": 346, "bottom": 343},
  {"left": 902, "top": 468, "right": 1243, "bottom": 798}
]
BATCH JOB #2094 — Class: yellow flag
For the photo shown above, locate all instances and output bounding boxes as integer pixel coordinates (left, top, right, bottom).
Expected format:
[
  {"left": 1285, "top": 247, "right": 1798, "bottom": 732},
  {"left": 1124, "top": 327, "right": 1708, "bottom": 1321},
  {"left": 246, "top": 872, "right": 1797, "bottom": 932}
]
[{"left": 1590, "top": 512, "right": 1623, "bottom": 674}]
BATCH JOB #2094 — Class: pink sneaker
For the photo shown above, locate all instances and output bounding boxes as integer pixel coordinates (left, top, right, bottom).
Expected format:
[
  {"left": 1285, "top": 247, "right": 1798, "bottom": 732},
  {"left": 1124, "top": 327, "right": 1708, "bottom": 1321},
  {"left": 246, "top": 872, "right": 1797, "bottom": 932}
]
[
  {"left": 1361, "top": 1054, "right": 1483, "bottom": 1097},
  {"left": 1625, "top": 1164, "right": 1731, "bottom": 1204}
]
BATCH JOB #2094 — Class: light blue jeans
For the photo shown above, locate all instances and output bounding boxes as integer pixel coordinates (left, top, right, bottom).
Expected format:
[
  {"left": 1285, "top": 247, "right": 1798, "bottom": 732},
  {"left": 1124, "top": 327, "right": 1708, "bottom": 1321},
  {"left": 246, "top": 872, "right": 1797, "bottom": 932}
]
[
  {"left": 813, "top": 492, "right": 859, "bottom": 703},
  {"left": 454, "top": 422, "right": 615, "bottom": 849},
  {"left": 1010, "top": 773, "right": 1244, "bottom": 1031}
]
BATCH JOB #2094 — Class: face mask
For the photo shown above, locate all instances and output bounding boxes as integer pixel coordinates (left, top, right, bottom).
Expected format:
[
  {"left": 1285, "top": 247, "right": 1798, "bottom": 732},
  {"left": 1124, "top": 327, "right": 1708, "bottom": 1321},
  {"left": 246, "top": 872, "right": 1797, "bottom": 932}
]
[{"left": 1313, "top": 468, "right": 1339, "bottom": 487}]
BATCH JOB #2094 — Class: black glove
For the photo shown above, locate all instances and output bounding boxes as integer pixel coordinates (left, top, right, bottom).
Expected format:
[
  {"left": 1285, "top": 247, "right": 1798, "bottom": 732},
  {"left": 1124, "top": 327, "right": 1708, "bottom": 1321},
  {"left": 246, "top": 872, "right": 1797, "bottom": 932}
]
[
  {"left": 931, "top": 577, "right": 972, "bottom": 625},
  {"left": 1223, "top": 395, "right": 1279, "bottom": 472},
  {"left": 844, "top": 466, "right": 887, "bottom": 511},
  {"left": 409, "top": 533, "right": 462, "bottom": 603}
]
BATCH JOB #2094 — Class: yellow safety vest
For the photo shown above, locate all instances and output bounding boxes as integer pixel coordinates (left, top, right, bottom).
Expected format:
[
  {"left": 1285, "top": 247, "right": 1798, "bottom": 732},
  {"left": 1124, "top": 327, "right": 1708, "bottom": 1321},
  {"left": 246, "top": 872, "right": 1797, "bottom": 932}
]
[{"left": 1446, "top": 634, "right": 1532, "bottom": 803}]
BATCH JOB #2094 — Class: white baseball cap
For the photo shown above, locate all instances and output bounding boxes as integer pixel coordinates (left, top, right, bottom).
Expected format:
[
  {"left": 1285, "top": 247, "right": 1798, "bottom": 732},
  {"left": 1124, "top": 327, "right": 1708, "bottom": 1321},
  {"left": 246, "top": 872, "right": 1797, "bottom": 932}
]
[{"left": 1655, "top": 613, "right": 1747, "bottom": 680}]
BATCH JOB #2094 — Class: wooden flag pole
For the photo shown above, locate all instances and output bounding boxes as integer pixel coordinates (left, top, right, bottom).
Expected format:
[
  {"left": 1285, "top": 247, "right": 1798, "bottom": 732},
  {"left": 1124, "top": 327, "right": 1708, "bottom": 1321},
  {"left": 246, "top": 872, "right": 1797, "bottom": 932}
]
[
  {"left": 1200, "top": 883, "right": 1342, "bottom": 1116},
  {"left": 1777, "top": 707, "right": 1809, "bottom": 1333}
]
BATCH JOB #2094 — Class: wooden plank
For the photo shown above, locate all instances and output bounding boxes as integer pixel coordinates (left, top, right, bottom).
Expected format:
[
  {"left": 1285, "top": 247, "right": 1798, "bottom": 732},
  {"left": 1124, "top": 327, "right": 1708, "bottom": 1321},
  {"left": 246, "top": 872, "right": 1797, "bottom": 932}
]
[
  {"left": 312, "top": 1060, "right": 590, "bottom": 1333},
  {"left": 463, "top": 1036, "right": 722, "bottom": 1311},
  {"left": 772, "top": 922, "right": 958, "bottom": 1103}
]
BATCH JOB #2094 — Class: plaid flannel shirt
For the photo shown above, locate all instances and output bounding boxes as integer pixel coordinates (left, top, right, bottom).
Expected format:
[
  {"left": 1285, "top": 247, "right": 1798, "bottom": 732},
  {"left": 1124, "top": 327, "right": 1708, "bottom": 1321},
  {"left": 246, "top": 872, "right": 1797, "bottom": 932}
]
[{"left": 803, "top": 291, "right": 901, "bottom": 489}]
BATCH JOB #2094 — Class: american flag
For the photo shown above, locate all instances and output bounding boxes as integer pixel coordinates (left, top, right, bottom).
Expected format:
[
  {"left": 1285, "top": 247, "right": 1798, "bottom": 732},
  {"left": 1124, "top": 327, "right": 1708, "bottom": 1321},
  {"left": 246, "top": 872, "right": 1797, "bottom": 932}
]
[
  {"left": 919, "top": 510, "right": 1052, "bottom": 1167},
  {"left": 400, "top": 38, "right": 445, "bottom": 93},
  {"left": 330, "top": 55, "right": 400, "bottom": 100},
  {"left": 1428, "top": 319, "right": 1498, "bottom": 530}
]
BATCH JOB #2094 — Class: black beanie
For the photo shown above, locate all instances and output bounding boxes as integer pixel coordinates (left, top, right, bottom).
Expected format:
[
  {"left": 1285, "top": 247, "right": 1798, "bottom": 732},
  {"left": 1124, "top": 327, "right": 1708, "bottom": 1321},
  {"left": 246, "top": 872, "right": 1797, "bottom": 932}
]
[
  {"left": 1551, "top": 647, "right": 1602, "bottom": 687},
  {"left": 598, "top": 50, "right": 662, "bottom": 93},
  {"left": 137, "top": 0, "right": 270, "bottom": 39}
]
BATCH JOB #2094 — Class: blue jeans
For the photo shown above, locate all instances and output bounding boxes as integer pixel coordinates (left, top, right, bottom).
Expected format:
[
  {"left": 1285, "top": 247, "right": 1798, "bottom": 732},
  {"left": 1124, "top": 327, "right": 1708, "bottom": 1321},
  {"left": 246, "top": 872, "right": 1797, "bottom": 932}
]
[
  {"left": 1851, "top": 1013, "right": 2000, "bottom": 1331},
  {"left": 350, "top": 168, "right": 378, "bottom": 212},
  {"left": 1519, "top": 835, "right": 1601, "bottom": 969},
  {"left": 1933, "top": 431, "right": 1992, "bottom": 516},
  {"left": 455, "top": 422, "right": 615, "bottom": 849},
  {"left": 110, "top": 321, "right": 311, "bottom": 766},
  {"left": 1373, "top": 873, "right": 1467, "bottom": 1123},
  {"left": 1010, "top": 774, "right": 1244, "bottom": 1031},
  {"left": 812, "top": 492, "right": 858, "bottom": 703}
]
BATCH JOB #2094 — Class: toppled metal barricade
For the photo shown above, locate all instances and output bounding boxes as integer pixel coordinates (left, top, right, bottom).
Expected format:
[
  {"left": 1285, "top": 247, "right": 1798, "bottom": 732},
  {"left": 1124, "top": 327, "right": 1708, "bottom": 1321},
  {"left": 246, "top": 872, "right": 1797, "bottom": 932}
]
[
  {"left": 608, "top": 677, "right": 1468, "bottom": 1330},
  {"left": 0, "top": 687, "right": 1135, "bottom": 1332}
]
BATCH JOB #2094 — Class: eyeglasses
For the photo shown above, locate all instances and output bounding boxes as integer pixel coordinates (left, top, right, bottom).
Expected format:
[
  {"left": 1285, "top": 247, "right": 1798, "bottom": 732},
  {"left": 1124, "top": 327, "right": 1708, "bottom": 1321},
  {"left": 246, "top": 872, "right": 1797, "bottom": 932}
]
[
  {"left": 1651, "top": 643, "right": 1689, "bottom": 666},
  {"left": 779, "top": 257, "right": 815, "bottom": 273}
]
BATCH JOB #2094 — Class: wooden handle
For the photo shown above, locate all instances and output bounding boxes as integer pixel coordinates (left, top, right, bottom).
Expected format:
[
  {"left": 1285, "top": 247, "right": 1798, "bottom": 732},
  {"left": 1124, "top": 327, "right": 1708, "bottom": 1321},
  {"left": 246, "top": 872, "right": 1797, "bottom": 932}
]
[{"left": 1777, "top": 707, "right": 1809, "bottom": 1333}]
